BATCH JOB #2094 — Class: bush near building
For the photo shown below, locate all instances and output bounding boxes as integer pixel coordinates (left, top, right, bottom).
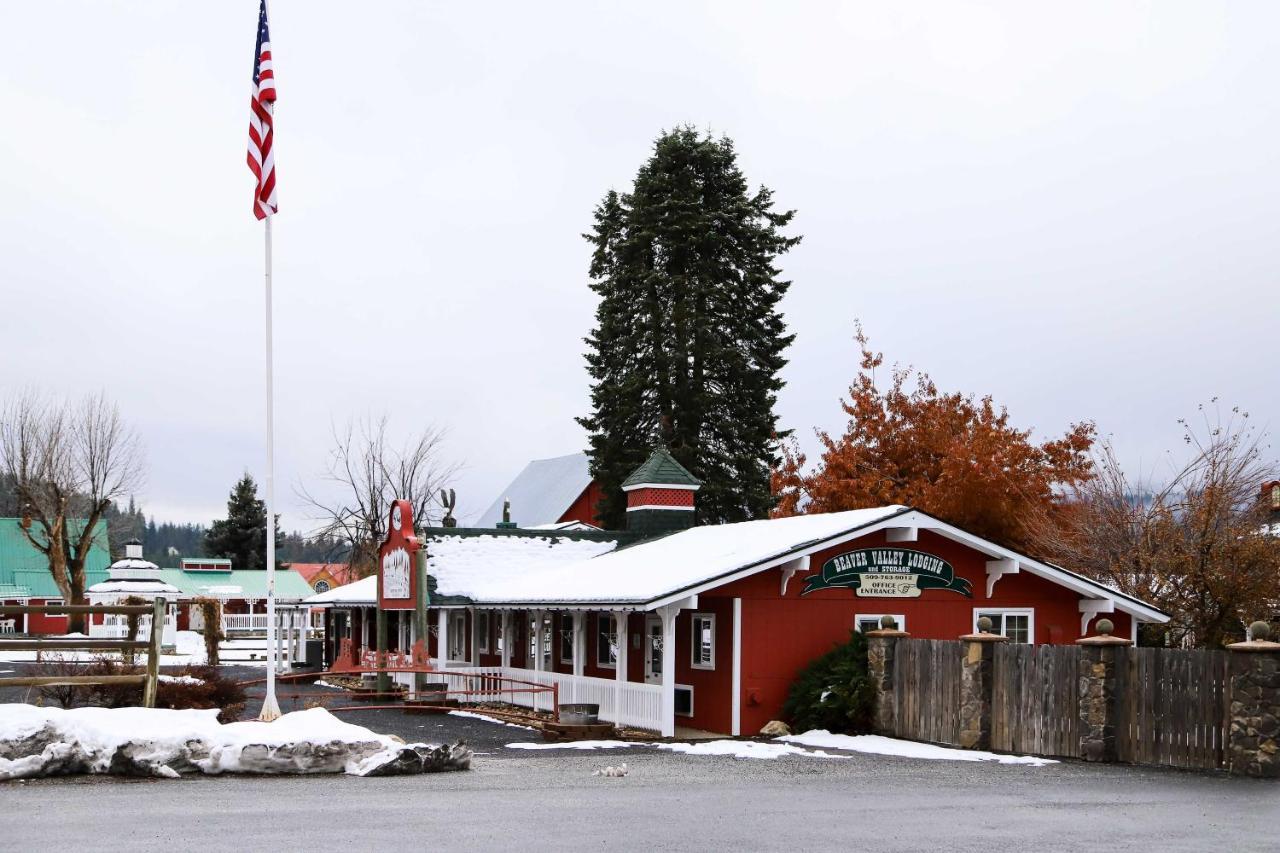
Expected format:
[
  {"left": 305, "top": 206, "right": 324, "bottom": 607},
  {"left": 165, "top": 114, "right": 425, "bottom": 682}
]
[{"left": 782, "top": 630, "right": 875, "bottom": 735}]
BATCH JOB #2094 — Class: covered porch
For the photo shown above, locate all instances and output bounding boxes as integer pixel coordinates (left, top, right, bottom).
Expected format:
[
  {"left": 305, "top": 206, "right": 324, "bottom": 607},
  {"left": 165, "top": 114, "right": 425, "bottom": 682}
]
[{"left": 324, "top": 596, "right": 734, "bottom": 736}]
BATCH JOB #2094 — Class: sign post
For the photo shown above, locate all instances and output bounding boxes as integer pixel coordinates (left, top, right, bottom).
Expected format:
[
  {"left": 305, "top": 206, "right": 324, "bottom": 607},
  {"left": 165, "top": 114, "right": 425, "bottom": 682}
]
[
  {"left": 378, "top": 500, "right": 420, "bottom": 696},
  {"left": 414, "top": 548, "right": 429, "bottom": 695}
]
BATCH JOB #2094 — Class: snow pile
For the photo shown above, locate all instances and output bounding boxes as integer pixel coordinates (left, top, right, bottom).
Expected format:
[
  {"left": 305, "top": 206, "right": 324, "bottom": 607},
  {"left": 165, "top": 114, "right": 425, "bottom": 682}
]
[
  {"left": 507, "top": 731, "right": 1055, "bottom": 765},
  {"left": 0, "top": 630, "right": 208, "bottom": 666},
  {"left": 0, "top": 704, "right": 472, "bottom": 780},
  {"left": 778, "top": 730, "right": 1057, "bottom": 765},
  {"left": 157, "top": 674, "right": 204, "bottom": 685},
  {"left": 449, "top": 709, "right": 537, "bottom": 731}
]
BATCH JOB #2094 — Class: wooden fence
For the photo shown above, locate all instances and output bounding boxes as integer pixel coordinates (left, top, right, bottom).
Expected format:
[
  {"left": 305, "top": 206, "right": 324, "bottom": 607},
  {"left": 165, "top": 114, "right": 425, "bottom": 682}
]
[
  {"left": 992, "top": 644, "right": 1081, "bottom": 759},
  {"left": 892, "top": 639, "right": 962, "bottom": 745},
  {"left": 0, "top": 600, "right": 165, "bottom": 707},
  {"left": 886, "top": 639, "right": 1232, "bottom": 772},
  {"left": 1113, "top": 646, "right": 1230, "bottom": 771}
]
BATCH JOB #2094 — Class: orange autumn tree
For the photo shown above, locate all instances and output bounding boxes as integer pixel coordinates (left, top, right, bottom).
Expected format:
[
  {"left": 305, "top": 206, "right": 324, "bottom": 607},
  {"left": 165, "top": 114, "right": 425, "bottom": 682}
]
[{"left": 773, "top": 327, "right": 1095, "bottom": 552}]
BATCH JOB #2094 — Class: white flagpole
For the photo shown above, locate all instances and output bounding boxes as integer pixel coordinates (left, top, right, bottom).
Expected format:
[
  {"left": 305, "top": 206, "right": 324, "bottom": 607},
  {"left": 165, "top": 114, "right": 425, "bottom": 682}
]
[{"left": 260, "top": 212, "right": 282, "bottom": 721}]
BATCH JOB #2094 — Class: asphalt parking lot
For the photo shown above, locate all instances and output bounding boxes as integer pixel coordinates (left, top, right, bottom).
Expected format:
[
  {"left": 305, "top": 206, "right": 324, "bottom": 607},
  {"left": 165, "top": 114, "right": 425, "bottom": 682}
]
[{"left": 2, "top": 664, "right": 1277, "bottom": 852}]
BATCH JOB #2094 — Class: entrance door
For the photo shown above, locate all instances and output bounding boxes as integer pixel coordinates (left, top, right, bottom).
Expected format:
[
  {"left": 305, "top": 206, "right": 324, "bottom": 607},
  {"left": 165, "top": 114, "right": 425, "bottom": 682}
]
[{"left": 644, "top": 616, "right": 663, "bottom": 684}]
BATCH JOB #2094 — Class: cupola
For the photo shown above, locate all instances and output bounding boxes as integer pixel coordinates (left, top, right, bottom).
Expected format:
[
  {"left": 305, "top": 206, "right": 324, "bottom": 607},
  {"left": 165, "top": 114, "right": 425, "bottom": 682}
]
[{"left": 621, "top": 448, "right": 701, "bottom": 537}]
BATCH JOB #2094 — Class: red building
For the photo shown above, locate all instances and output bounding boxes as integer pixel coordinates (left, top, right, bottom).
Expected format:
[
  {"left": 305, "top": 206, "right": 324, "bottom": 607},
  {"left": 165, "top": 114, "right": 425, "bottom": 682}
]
[{"left": 309, "top": 449, "right": 1167, "bottom": 737}]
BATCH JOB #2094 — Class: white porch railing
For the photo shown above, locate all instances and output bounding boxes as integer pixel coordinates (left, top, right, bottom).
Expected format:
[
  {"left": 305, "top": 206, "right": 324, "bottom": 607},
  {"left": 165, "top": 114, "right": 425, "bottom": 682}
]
[
  {"left": 223, "top": 614, "right": 271, "bottom": 633},
  {"left": 429, "top": 664, "right": 663, "bottom": 733}
]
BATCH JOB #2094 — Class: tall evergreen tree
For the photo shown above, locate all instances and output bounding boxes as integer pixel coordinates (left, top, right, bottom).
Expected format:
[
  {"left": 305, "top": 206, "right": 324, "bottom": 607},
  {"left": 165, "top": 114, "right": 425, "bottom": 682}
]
[
  {"left": 578, "top": 128, "right": 799, "bottom": 528},
  {"left": 204, "top": 473, "right": 279, "bottom": 570}
]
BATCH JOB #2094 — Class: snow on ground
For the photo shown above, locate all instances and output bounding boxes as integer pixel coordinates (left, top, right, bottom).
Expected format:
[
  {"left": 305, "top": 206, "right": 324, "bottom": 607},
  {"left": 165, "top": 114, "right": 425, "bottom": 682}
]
[
  {"left": 778, "top": 730, "right": 1057, "bottom": 766},
  {"left": 505, "top": 740, "right": 839, "bottom": 759},
  {"left": 448, "top": 710, "right": 537, "bottom": 731},
  {"left": 507, "top": 731, "right": 1055, "bottom": 765},
  {"left": 0, "top": 704, "right": 465, "bottom": 780},
  {"left": 0, "top": 630, "right": 210, "bottom": 666},
  {"left": 157, "top": 674, "right": 205, "bottom": 685}
]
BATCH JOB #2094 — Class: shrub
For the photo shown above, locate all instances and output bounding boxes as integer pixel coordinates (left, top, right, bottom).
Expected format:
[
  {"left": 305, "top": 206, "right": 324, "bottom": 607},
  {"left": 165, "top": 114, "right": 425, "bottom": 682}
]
[
  {"left": 782, "top": 630, "right": 875, "bottom": 735},
  {"left": 88, "top": 660, "right": 247, "bottom": 723}
]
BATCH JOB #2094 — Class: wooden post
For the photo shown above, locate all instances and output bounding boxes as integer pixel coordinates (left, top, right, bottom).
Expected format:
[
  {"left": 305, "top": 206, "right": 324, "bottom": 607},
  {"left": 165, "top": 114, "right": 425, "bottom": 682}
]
[
  {"left": 614, "top": 610, "right": 629, "bottom": 729},
  {"left": 414, "top": 548, "right": 429, "bottom": 694},
  {"left": 142, "top": 597, "right": 164, "bottom": 708},
  {"left": 660, "top": 605, "right": 677, "bottom": 737}
]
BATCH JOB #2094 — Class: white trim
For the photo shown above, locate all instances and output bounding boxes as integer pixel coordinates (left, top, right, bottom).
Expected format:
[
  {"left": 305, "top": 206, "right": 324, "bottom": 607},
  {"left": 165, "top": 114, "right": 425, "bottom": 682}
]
[
  {"left": 973, "top": 607, "right": 1035, "bottom": 645},
  {"left": 675, "top": 683, "right": 694, "bottom": 718},
  {"left": 985, "top": 558, "right": 1020, "bottom": 598},
  {"left": 779, "top": 555, "right": 809, "bottom": 596},
  {"left": 643, "top": 510, "right": 1168, "bottom": 625},
  {"left": 625, "top": 504, "right": 695, "bottom": 513},
  {"left": 621, "top": 482, "right": 701, "bottom": 492},
  {"left": 691, "top": 612, "right": 716, "bottom": 670},
  {"left": 855, "top": 613, "right": 906, "bottom": 633},
  {"left": 1078, "top": 599, "right": 1114, "bottom": 635},
  {"left": 731, "top": 598, "right": 742, "bottom": 737},
  {"left": 477, "top": 610, "right": 491, "bottom": 654}
]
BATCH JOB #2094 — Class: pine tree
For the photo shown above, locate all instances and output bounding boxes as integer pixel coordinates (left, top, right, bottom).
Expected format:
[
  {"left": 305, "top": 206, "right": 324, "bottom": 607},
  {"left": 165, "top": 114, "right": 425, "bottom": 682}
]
[
  {"left": 203, "top": 473, "right": 279, "bottom": 570},
  {"left": 578, "top": 127, "right": 799, "bottom": 528}
]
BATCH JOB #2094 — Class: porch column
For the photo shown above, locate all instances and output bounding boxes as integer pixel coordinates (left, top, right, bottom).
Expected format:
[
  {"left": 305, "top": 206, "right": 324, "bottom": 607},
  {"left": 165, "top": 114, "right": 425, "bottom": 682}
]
[
  {"left": 571, "top": 611, "right": 585, "bottom": 704},
  {"left": 436, "top": 607, "right": 448, "bottom": 667},
  {"left": 660, "top": 605, "right": 677, "bottom": 737},
  {"left": 731, "top": 598, "right": 742, "bottom": 736},
  {"left": 532, "top": 610, "right": 544, "bottom": 673},
  {"left": 500, "top": 610, "right": 512, "bottom": 669},
  {"left": 468, "top": 607, "right": 478, "bottom": 666},
  {"left": 614, "top": 610, "right": 629, "bottom": 728}
]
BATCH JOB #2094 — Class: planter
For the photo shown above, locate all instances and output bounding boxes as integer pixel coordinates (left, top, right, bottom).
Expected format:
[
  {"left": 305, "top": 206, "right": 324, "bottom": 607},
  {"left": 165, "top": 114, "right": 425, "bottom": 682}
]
[{"left": 558, "top": 703, "right": 600, "bottom": 726}]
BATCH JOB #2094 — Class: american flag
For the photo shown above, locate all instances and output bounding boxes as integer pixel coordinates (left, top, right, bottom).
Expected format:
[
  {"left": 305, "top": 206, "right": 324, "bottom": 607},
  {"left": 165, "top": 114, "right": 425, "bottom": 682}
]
[{"left": 247, "top": 0, "right": 277, "bottom": 219}]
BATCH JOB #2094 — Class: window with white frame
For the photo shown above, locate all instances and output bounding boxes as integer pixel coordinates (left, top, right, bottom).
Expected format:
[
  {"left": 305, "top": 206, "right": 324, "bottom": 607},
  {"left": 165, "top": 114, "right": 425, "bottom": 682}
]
[
  {"left": 596, "top": 613, "right": 617, "bottom": 668},
  {"left": 477, "top": 611, "right": 490, "bottom": 654},
  {"left": 855, "top": 614, "right": 906, "bottom": 634},
  {"left": 974, "top": 609, "right": 1034, "bottom": 644},
  {"left": 691, "top": 613, "right": 715, "bottom": 669},
  {"left": 559, "top": 613, "right": 574, "bottom": 665}
]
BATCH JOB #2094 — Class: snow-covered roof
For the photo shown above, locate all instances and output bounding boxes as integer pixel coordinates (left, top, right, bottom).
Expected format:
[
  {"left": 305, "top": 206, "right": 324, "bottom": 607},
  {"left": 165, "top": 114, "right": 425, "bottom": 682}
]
[
  {"left": 527, "top": 520, "right": 601, "bottom": 532},
  {"left": 475, "top": 452, "right": 592, "bottom": 528},
  {"left": 87, "top": 579, "right": 181, "bottom": 595},
  {"left": 306, "top": 575, "right": 376, "bottom": 605},
  {"left": 304, "top": 506, "right": 1169, "bottom": 623},
  {"left": 489, "top": 507, "right": 910, "bottom": 605}
]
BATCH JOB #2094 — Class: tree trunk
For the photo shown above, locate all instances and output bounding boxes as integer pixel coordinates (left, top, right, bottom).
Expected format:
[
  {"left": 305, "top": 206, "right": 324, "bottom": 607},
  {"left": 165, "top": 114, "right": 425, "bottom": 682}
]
[{"left": 67, "top": 565, "right": 87, "bottom": 634}]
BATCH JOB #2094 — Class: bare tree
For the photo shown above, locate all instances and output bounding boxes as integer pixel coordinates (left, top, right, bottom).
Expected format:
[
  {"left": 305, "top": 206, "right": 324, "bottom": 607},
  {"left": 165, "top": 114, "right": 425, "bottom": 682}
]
[
  {"left": 1031, "top": 403, "right": 1280, "bottom": 648},
  {"left": 0, "top": 391, "right": 145, "bottom": 633},
  {"left": 298, "top": 415, "right": 460, "bottom": 577}
]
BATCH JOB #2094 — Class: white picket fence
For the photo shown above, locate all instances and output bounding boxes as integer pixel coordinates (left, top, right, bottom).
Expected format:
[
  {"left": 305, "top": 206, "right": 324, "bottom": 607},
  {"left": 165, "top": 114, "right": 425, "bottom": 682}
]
[{"left": 428, "top": 664, "right": 663, "bottom": 732}]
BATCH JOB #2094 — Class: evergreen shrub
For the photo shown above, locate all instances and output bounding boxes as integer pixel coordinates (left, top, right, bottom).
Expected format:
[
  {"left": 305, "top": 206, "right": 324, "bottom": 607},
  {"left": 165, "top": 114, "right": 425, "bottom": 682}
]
[{"left": 782, "top": 630, "right": 875, "bottom": 735}]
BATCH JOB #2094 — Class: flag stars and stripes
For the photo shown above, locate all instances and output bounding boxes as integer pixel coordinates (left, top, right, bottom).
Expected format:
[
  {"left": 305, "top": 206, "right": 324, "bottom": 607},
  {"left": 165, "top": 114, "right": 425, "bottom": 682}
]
[{"left": 247, "top": 0, "right": 277, "bottom": 220}]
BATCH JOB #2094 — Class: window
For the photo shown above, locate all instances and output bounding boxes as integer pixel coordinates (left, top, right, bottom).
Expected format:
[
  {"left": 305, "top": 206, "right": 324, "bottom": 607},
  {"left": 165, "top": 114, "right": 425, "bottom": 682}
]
[
  {"left": 855, "top": 614, "right": 906, "bottom": 634},
  {"left": 559, "top": 613, "right": 574, "bottom": 665},
  {"left": 477, "top": 612, "right": 490, "bottom": 654},
  {"left": 691, "top": 613, "right": 715, "bottom": 669},
  {"left": 1272, "top": 484, "right": 1280, "bottom": 509},
  {"left": 974, "top": 609, "right": 1034, "bottom": 644},
  {"left": 596, "top": 613, "right": 617, "bottom": 668},
  {"left": 675, "top": 685, "right": 694, "bottom": 717},
  {"left": 313, "top": 580, "right": 330, "bottom": 594}
]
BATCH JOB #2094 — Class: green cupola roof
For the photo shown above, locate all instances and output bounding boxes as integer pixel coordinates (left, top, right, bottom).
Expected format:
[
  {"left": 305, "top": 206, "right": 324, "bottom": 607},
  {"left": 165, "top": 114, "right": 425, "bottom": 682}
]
[{"left": 621, "top": 448, "right": 702, "bottom": 489}]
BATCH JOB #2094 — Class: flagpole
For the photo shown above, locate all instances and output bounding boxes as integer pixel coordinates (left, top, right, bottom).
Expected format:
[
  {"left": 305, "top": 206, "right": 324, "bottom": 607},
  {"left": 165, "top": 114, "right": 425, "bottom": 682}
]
[{"left": 260, "top": 212, "right": 282, "bottom": 721}]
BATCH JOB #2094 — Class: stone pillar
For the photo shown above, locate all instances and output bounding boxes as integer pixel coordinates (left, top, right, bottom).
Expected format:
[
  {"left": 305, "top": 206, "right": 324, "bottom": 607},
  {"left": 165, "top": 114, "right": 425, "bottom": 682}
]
[
  {"left": 865, "top": 616, "right": 909, "bottom": 735},
  {"left": 1226, "top": 621, "right": 1280, "bottom": 778},
  {"left": 1075, "top": 618, "right": 1132, "bottom": 762},
  {"left": 958, "top": 620, "right": 1008, "bottom": 750}
]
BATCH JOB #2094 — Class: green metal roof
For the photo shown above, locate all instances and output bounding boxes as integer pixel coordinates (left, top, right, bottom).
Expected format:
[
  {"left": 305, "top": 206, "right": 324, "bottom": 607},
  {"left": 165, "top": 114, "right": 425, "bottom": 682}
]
[
  {"left": 158, "top": 567, "right": 316, "bottom": 600},
  {"left": 0, "top": 517, "right": 111, "bottom": 598},
  {"left": 621, "top": 448, "right": 702, "bottom": 489}
]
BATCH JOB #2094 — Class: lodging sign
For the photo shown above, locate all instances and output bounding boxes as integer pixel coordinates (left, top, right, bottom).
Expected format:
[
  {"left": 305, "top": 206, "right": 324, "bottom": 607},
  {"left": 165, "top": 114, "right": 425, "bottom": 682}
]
[
  {"left": 378, "top": 500, "right": 420, "bottom": 610},
  {"left": 801, "top": 548, "right": 973, "bottom": 598}
]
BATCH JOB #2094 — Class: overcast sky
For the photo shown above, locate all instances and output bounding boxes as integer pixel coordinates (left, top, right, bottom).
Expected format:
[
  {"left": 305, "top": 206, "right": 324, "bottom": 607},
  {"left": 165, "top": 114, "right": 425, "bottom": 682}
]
[{"left": 1, "top": 1, "right": 1276, "bottom": 532}]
